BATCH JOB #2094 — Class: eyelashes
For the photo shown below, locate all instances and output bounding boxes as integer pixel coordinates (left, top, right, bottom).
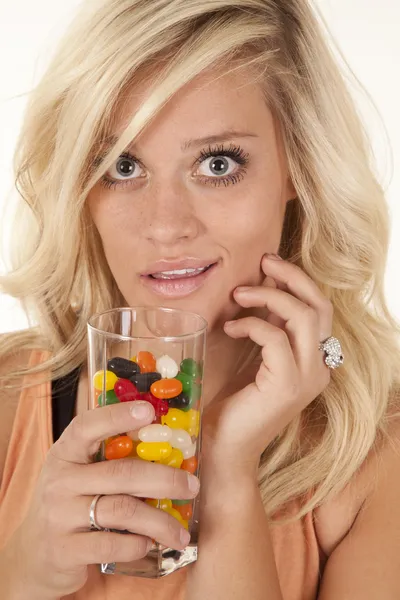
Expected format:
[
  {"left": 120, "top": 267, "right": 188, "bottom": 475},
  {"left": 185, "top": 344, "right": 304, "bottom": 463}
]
[{"left": 97, "top": 142, "right": 250, "bottom": 191}]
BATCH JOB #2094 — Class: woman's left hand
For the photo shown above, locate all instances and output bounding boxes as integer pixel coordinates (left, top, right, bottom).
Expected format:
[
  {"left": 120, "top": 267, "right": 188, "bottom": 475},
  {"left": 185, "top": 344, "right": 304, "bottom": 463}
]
[{"left": 201, "top": 253, "right": 334, "bottom": 479}]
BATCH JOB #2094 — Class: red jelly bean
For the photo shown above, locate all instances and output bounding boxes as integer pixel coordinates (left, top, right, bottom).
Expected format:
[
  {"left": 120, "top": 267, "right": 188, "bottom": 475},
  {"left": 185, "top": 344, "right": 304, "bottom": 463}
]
[
  {"left": 156, "top": 398, "right": 169, "bottom": 416},
  {"left": 151, "top": 378, "right": 183, "bottom": 399},
  {"left": 105, "top": 435, "right": 133, "bottom": 460},
  {"left": 114, "top": 378, "right": 141, "bottom": 401},
  {"left": 141, "top": 392, "right": 168, "bottom": 417},
  {"left": 181, "top": 456, "right": 198, "bottom": 474},
  {"left": 136, "top": 351, "right": 156, "bottom": 373}
]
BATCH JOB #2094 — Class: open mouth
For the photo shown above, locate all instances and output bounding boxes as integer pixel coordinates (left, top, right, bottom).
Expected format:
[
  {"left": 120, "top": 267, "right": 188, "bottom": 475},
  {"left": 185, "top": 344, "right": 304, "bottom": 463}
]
[{"left": 148, "top": 264, "right": 215, "bottom": 280}]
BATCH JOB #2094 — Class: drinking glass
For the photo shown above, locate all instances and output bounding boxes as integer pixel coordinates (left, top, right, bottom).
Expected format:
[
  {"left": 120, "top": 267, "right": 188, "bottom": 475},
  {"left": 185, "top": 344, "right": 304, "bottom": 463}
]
[{"left": 87, "top": 307, "right": 207, "bottom": 578}]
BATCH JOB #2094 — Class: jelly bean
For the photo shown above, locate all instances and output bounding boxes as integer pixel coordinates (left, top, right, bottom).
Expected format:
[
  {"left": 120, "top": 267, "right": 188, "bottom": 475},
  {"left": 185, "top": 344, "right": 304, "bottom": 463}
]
[
  {"left": 186, "top": 409, "right": 200, "bottom": 437},
  {"left": 98, "top": 390, "right": 120, "bottom": 406},
  {"left": 172, "top": 502, "right": 193, "bottom": 521},
  {"left": 107, "top": 356, "right": 140, "bottom": 379},
  {"left": 146, "top": 498, "right": 172, "bottom": 511},
  {"left": 180, "top": 358, "right": 201, "bottom": 378},
  {"left": 137, "top": 442, "right": 172, "bottom": 461},
  {"left": 156, "top": 355, "right": 179, "bottom": 379},
  {"left": 188, "top": 382, "right": 202, "bottom": 404},
  {"left": 105, "top": 435, "right": 133, "bottom": 460},
  {"left": 114, "top": 378, "right": 142, "bottom": 401},
  {"left": 127, "top": 440, "right": 140, "bottom": 457},
  {"left": 93, "top": 369, "right": 118, "bottom": 391},
  {"left": 130, "top": 372, "right": 161, "bottom": 393},
  {"left": 94, "top": 388, "right": 102, "bottom": 402},
  {"left": 145, "top": 498, "right": 159, "bottom": 508},
  {"left": 138, "top": 424, "right": 172, "bottom": 443},
  {"left": 141, "top": 393, "right": 169, "bottom": 417},
  {"left": 169, "top": 428, "right": 192, "bottom": 451},
  {"left": 181, "top": 456, "right": 198, "bottom": 474},
  {"left": 171, "top": 498, "right": 191, "bottom": 506},
  {"left": 161, "top": 408, "right": 189, "bottom": 431},
  {"left": 151, "top": 378, "right": 182, "bottom": 400},
  {"left": 159, "top": 447, "right": 184, "bottom": 468},
  {"left": 136, "top": 351, "right": 156, "bottom": 373},
  {"left": 165, "top": 506, "right": 186, "bottom": 524},
  {"left": 168, "top": 392, "right": 193, "bottom": 412},
  {"left": 175, "top": 372, "right": 193, "bottom": 395},
  {"left": 181, "top": 519, "right": 189, "bottom": 531},
  {"left": 182, "top": 441, "right": 197, "bottom": 459}
]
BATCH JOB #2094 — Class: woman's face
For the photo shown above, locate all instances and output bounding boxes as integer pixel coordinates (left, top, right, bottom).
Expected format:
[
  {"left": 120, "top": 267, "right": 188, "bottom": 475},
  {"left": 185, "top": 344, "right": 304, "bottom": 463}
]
[{"left": 87, "top": 67, "right": 296, "bottom": 329}]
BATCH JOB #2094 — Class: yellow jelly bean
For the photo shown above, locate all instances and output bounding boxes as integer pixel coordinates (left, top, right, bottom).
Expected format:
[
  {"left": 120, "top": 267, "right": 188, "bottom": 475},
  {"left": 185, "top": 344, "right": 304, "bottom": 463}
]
[
  {"left": 186, "top": 409, "right": 200, "bottom": 437},
  {"left": 166, "top": 506, "right": 184, "bottom": 523},
  {"left": 161, "top": 408, "right": 189, "bottom": 431},
  {"left": 159, "top": 448, "right": 184, "bottom": 469},
  {"left": 145, "top": 498, "right": 172, "bottom": 511},
  {"left": 137, "top": 442, "right": 172, "bottom": 461},
  {"left": 181, "top": 519, "right": 189, "bottom": 531},
  {"left": 93, "top": 369, "right": 118, "bottom": 391}
]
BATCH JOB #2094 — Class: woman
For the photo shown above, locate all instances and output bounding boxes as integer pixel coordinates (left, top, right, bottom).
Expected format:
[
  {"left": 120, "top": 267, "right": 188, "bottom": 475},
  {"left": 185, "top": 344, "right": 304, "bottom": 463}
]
[{"left": 1, "top": 0, "right": 400, "bottom": 598}]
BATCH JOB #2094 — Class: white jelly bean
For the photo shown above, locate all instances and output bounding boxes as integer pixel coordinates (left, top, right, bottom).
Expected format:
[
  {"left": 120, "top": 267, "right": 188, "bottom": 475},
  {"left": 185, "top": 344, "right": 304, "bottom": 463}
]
[
  {"left": 169, "top": 428, "right": 192, "bottom": 450},
  {"left": 138, "top": 424, "right": 172, "bottom": 443},
  {"left": 156, "top": 354, "right": 179, "bottom": 379},
  {"left": 182, "top": 441, "right": 197, "bottom": 459}
]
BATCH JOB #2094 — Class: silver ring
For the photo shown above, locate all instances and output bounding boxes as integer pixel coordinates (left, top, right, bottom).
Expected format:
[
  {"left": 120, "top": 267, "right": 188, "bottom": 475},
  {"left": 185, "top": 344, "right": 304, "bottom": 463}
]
[
  {"left": 89, "top": 494, "right": 104, "bottom": 531},
  {"left": 318, "top": 336, "right": 344, "bottom": 369}
]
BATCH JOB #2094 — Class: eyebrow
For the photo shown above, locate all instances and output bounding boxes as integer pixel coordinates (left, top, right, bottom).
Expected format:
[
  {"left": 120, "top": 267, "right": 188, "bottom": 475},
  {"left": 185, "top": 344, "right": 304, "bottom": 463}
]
[{"left": 98, "top": 129, "right": 259, "bottom": 154}]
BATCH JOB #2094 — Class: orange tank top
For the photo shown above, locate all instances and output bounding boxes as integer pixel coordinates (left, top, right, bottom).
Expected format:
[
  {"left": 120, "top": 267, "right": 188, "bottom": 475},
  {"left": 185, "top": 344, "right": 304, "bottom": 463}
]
[{"left": 0, "top": 350, "right": 322, "bottom": 599}]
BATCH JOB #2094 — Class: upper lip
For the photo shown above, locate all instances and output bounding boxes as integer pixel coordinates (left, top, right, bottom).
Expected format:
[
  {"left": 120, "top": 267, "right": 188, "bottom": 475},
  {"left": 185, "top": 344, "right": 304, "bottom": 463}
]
[{"left": 141, "top": 258, "right": 218, "bottom": 276}]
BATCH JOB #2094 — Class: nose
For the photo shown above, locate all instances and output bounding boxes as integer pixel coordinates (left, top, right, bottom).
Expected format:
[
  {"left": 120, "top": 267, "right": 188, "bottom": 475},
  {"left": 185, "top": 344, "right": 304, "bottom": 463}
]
[{"left": 141, "top": 183, "right": 200, "bottom": 245}]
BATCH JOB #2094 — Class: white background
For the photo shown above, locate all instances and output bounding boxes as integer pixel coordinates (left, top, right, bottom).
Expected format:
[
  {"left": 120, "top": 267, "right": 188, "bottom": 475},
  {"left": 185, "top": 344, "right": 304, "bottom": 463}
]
[{"left": 0, "top": 0, "right": 399, "bottom": 333}]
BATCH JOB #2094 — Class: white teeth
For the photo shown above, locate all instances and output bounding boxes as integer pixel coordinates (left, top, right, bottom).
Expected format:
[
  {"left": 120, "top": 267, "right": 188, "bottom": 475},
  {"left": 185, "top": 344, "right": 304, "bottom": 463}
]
[{"left": 151, "top": 265, "right": 211, "bottom": 280}]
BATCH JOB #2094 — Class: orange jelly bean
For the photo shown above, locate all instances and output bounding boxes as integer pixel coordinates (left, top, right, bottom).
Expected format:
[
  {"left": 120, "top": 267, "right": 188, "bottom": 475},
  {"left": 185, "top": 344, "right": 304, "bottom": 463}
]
[
  {"left": 151, "top": 378, "right": 183, "bottom": 399},
  {"left": 172, "top": 502, "right": 193, "bottom": 521},
  {"left": 181, "top": 456, "right": 198, "bottom": 474},
  {"left": 136, "top": 351, "right": 156, "bottom": 373},
  {"left": 105, "top": 435, "right": 133, "bottom": 460}
]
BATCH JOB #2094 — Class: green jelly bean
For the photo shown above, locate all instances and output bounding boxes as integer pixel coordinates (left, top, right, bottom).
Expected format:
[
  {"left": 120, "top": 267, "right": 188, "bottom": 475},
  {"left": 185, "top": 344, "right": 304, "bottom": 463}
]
[
  {"left": 171, "top": 499, "right": 191, "bottom": 506},
  {"left": 98, "top": 390, "right": 120, "bottom": 405},
  {"left": 176, "top": 372, "right": 193, "bottom": 394},
  {"left": 180, "top": 358, "right": 200, "bottom": 378}
]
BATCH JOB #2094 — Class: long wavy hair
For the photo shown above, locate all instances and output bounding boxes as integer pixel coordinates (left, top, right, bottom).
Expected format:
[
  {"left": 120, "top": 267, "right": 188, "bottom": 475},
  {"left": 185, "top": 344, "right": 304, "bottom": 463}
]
[{"left": 1, "top": 0, "right": 400, "bottom": 524}]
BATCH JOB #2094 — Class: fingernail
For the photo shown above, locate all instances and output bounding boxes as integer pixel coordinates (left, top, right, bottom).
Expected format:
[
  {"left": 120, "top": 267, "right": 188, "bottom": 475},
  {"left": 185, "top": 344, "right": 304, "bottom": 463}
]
[
  {"left": 265, "top": 253, "right": 283, "bottom": 260},
  {"left": 131, "top": 401, "right": 152, "bottom": 419},
  {"left": 235, "top": 286, "right": 252, "bottom": 293},
  {"left": 180, "top": 528, "right": 191, "bottom": 546},
  {"left": 187, "top": 473, "right": 200, "bottom": 493}
]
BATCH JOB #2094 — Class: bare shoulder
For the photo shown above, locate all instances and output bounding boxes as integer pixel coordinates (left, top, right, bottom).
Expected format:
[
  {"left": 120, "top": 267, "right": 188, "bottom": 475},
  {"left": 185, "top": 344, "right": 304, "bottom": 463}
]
[
  {"left": 0, "top": 344, "right": 33, "bottom": 483},
  {"left": 314, "top": 399, "right": 400, "bottom": 558}
]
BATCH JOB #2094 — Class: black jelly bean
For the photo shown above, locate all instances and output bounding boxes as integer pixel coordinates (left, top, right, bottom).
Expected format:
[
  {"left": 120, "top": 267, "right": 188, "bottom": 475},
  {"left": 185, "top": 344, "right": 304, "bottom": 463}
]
[
  {"left": 168, "top": 392, "right": 192, "bottom": 411},
  {"left": 107, "top": 356, "right": 140, "bottom": 378},
  {"left": 129, "top": 371, "right": 161, "bottom": 393}
]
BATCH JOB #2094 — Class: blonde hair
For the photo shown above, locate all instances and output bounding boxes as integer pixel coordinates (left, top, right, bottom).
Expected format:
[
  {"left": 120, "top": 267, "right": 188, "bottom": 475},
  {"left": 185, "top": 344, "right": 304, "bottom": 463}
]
[{"left": 1, "top": 0, "right": 400, "bottom": 524}]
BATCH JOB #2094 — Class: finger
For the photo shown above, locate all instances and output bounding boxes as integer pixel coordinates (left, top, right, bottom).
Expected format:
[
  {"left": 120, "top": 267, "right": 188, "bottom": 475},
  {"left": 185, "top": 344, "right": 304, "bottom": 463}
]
[
  {"left": 72, "top": 494, "right": 190, "bottom": 550},
  {"left": 224, "top": 316, "right": 297, "bottom": 384},
  {"left": 61, "top": 530, "right": 153, "bottom": 569},
  {"left": 61, "top": 457, "right": 200, "bottom": 499},
  {"left": 261, "top": 255, "right": 334, "bottom": 337},
  {"left": 48, "top": 401, "right": 155, "bottom": 464},
  {"left": 233, "top": 286, "right": 322, "bottom": 366}
]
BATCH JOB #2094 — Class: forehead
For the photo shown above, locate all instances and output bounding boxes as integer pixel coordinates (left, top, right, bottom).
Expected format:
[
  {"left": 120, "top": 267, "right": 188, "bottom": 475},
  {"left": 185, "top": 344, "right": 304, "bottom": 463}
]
[{"left": 109, "top": 65, "right": 275, "bottom": 144}]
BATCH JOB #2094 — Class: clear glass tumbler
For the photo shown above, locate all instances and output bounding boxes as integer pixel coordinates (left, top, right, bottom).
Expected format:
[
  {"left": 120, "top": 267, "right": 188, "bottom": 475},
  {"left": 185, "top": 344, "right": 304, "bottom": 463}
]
[{"left": 87, "top": 307, "right": 207, "bottom": 578}]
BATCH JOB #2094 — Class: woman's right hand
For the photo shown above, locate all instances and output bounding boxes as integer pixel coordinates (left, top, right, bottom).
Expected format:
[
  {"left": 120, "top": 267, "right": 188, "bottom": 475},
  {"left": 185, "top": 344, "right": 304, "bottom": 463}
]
[{"left": 5, "top": 400, "right": 200, "bottom": 599}]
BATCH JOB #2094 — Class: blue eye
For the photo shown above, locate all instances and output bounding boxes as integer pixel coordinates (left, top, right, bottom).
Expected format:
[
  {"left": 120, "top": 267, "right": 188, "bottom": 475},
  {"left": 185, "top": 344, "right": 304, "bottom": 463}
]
[{"left": 98, "top": 142, "right": 249, "bottom": 190}]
